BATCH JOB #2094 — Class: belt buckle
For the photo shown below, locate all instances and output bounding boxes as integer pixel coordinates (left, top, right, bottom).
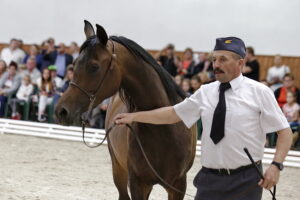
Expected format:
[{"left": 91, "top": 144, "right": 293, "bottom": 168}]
[
  {"left": 226, "top": 169, "right": 231, "bottom": 175},
  {"left": 218, "top": 169, "right": 231, "bottom": 175}
]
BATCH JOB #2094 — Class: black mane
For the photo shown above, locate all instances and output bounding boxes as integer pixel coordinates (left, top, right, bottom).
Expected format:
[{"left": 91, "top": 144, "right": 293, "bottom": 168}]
[{"left": 109, "top": 36, "right": 186, "bottom": 107}]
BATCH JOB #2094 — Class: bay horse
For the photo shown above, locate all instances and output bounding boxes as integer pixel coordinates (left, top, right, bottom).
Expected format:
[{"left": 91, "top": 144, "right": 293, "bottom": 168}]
[{"left": 55, "top": 20, "right": 197, "bottom": 200}]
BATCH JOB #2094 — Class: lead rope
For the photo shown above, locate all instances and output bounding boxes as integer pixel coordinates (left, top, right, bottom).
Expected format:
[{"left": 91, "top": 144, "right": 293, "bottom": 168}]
[{"left": 82, "top": 122, "right": 195, "bottom": 199}]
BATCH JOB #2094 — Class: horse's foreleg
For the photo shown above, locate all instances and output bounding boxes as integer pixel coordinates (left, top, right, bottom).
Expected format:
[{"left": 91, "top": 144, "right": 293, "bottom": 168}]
[
  {"left": 166, "top": 176, "right": 187, "bottom": 200},
  {"left": 109, "top": 147, "right": 131, "bottom": 200},
  {"left": 129, "top": 174, "right": 153, "bottom": 200}
]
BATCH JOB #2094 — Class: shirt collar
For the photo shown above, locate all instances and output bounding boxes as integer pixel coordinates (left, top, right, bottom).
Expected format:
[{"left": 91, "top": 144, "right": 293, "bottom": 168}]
[
  {"left": 217, "top": 73, "right": 244, "bottom": 92},
  {"left": 229, "top": 73, "right": 243, "bottom": 92}
]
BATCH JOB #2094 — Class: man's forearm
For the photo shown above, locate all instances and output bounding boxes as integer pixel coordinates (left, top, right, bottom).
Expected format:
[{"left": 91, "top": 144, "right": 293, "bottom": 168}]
[
  {"left": 132, "top": 106, "right": 181, "bottom": 125},
  {"left": 273, "top": 128, "right": 293, "bottom": 162}
]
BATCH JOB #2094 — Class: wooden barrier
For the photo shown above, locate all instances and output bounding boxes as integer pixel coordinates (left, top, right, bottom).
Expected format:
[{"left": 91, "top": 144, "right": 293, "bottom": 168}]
[
  {"left": 1, "top": 43, "right": 299, "bottom": 87},
  {"left": 1, "top": 118, "right": 300, "bottom": 168}
]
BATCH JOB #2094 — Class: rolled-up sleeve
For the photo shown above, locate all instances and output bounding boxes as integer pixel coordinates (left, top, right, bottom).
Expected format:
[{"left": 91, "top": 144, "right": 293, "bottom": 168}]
[
  {"left": 173, "top": 89, "right": 202, "bottom": 128},
  {"left": 259, "top": 86, "right": 289, "bottom": 133}
]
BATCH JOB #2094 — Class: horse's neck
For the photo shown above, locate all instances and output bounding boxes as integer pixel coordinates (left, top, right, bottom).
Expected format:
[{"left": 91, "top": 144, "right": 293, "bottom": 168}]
[{"left": 121, "top": 61, "right": 170, "bottom": 111}]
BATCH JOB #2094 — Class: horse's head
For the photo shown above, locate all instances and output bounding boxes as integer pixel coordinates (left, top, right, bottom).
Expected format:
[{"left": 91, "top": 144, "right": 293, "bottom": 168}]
[{"left": 55, "top": 20, "right": 122, "bottom": 126}]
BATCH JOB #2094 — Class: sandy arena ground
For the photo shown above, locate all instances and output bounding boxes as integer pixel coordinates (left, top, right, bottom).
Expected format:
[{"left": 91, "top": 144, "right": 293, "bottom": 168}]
[{"left": 0, "top": 133, "right": 299, "bottom": 200}]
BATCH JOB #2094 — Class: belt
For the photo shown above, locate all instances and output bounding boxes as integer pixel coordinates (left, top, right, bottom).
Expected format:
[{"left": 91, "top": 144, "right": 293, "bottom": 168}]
[{"left": 202, "top": 160, "right": 262, "bottom": 175}]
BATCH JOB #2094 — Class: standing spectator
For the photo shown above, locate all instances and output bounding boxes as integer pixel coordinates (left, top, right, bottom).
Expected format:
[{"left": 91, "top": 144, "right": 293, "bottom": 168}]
[
  {"left": 243, "top": 46, "right": 260, "bottom": 81},
  {"left": 10, "top": 75, "right": 33, "bottom": 119},
  {"left": 178, "top": 48, "right": 195, "bottom": 78},
  {"left": 20, "top": 56, "right": 41, "bottom": 86},
  {"left": 0, "top": 61, "right": 21, "bottom": 117},
  {"left": 22, "top": 44, "right": 43, "bottom": 71},
  {"left": 0, "top": 59, "right": 7, "bottom": 79},
  {"left": 155, "top": 44, "right": 180, "bottom": 77},
  {"left": 43, "top": 43, "right": 73, "bottom": 79},
  {"left": 266, "top": 55, "right": 290, "bottom": 91},
  {"left": 114, "top": 37, "right": 293, "bottom": 200},
  {"left": 36, "top": 68, "right": 55, "bottom": 122},
  {"left": 282, "top": 91, "right": 300, "bottom": 147},
  {"left": 41, "top": 38, "right": 56, "bottom": 69},
  {"left": 0, "top": 38, "right": 26, "bottom": 65},
  {"left": 274, "top": 74, "right": 300, "bottom": 108},
  {"left": 69, "top": 42, "right": 80, "bottom": 60}
]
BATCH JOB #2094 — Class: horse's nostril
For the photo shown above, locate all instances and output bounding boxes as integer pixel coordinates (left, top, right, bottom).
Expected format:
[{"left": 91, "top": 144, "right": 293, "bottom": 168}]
[{"left": 59, "top": 107, "right": 69, "bottom": 119}]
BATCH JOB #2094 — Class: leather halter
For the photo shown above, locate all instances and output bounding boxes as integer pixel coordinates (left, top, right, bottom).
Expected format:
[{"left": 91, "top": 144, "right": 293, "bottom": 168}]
[{"left": 69, "top": 40, "right": 116, "bottom": 124}]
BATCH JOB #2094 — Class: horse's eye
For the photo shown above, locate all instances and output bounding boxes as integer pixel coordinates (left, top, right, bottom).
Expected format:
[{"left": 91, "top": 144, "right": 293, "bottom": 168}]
[{"left": 88, "top": 64, "right": 99, "bottom": 73}]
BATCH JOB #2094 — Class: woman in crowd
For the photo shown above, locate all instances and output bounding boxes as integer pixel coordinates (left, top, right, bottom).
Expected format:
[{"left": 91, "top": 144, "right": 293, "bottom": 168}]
[{"left": 36, "top": 68, "right": 54, "bottom": 122}]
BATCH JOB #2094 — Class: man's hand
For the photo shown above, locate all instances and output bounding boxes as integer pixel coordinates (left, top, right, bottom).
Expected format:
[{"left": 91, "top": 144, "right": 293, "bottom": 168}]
[
  {"left": 258, "top": 165, "right": 280, "bottom": 190},
  {"left": 114, "top": 113, "right": 135, "bottom": 125}
]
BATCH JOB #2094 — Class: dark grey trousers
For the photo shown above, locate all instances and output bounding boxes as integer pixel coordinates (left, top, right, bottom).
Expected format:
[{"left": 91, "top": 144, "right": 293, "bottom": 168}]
[{"left": 193, "top": 164, "right": 263, "bottom": 200}]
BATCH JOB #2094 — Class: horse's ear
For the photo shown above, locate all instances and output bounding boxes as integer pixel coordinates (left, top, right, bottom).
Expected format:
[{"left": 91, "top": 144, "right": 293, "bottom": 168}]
[
  {"left": 84, "top": 20, "right": 95, "bottom": 39},
  {"left": 96, "top": 24, "right": 108, "bottom": 46}
]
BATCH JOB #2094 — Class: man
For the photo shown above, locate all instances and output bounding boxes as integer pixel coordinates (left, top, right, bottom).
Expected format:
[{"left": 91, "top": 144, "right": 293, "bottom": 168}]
[
  {"left": 20, "top": 56, "right": 41, "bottom": 85},
  {"left": 242, "top": 46, "right": 260, "bottom": 81},
  {"left": 43, "top": 42, "right": 73, "bottom": 78},
  {"left": 0, "top": 38, "right": 26, "bottom": 65},
  {"left": 266, "top": 55, "right": 290, "bottom": 91},
  {"left": 114, "top": 37, "right": 293, "bottom": 200}
]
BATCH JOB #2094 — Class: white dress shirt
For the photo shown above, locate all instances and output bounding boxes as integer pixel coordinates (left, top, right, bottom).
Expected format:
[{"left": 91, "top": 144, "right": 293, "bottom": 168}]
[{"left": 174, "top": 74, "right": 289, "bottom": 169}]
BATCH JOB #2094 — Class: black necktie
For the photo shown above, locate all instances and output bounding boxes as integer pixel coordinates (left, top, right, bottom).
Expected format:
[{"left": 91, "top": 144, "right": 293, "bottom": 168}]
[{"left": 210, "top": 82, "right": 231, "bottom": 144}]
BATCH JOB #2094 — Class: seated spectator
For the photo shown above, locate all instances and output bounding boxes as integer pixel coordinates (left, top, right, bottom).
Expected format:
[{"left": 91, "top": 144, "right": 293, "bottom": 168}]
[
  {"left": 243, "top": 46, "right": 260, "bottom": 81},
  {"left": 282, "top": 91, "right": 299, "bottom": 147},
  {"left": 178, "top": 48, "right": 195, "bottom": 78},
  {"left": 0, "top": 38, "right": 26, "bottom": 65},
  {"left": 22, "top": 44, "right": 43, "bottom": 71},
  {"left": 0, "top": 61, "right": 21, "bottom": 117},
  {"left": 52, "top": 65, "right": 74, "bottom": 106},
  {"left": 36, "top": 68, "right": 55, "bottom": 122},
  {"left": 43, "top": 42, "right": 73, "bottom": 78},
  {"left": 20, "top": 56, "right": 41, "bottom": 86},
  {"left": 274, "top": 73, "right": 300, "bottom": 108},
  {"left": 0, "top": 59, "right": 7, "bottom": 79},
  {"left": 181, "top": 78, "right": 191, "bottom": 97},
  {"left": 10, "top": 75, "right": 33, "bottom": 119},
  {"left": 69, "top": 42, "right": 80, "bottom": 60},
  {"left": 174, "top": 74, "right": 183, "bottom": 86},
  {"left": 190, "top": 75, "right": 201, "bottom": 94},
  {"left": 48, "top": 65, "right": 63, "bottom": 89},
  {"left": 155, "top": 44, "right": 180, "bottom": 77},
  {"left": 266, "top": 54, "right": 290, "bottom": 91}
]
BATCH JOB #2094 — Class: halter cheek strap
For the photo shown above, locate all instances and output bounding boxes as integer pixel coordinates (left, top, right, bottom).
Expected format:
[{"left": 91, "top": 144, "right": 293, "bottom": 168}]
[{"left": 70, "top": 40, "right": 116, "bottom": 124}]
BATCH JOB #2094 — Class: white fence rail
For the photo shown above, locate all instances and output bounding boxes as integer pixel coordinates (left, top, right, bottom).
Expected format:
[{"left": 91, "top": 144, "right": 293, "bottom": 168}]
[{"left": 1, "top": 118, "right": 300, "bottom": 168}]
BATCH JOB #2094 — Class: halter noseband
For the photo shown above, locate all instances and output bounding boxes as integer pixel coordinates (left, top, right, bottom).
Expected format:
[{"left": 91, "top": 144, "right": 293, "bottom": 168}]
[{"left": 70, "top": 39, "right": 116, "bottom": 124}]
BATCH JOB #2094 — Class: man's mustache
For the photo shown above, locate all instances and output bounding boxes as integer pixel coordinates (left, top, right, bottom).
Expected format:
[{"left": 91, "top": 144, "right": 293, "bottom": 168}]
[{"left": 214, "top": 68, "right": 224, "bottom": 73}]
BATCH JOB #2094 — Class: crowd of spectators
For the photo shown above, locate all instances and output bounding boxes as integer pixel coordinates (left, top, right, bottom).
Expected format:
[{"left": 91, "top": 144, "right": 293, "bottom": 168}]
[{"left": 0, "top": 38, "right": 299, "bottom": 149}]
